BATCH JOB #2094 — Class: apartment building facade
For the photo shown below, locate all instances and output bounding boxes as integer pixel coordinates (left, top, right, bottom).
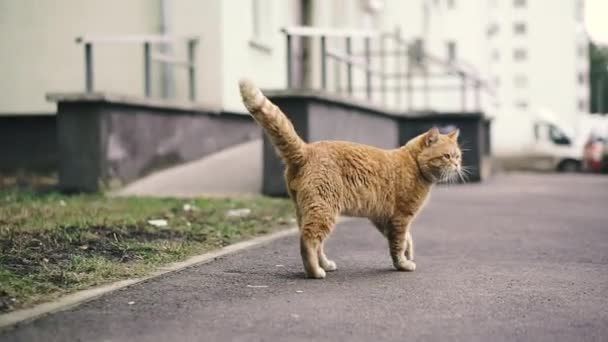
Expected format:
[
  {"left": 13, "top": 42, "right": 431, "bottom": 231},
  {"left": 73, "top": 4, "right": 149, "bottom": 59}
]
[{"left": 1, "top": 0, "right": 588, "bottom": 127}]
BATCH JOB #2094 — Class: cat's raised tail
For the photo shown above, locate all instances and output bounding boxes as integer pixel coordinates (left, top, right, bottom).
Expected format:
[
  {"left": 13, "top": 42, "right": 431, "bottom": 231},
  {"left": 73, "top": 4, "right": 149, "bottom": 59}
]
[{"left": 239, "top": 78, "right": 306, "bottom": 165}]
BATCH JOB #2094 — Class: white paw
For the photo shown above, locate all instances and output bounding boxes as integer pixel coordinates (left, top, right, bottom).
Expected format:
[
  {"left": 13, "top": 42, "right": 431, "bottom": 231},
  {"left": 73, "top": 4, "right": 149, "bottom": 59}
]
[
  {"left": 322, "top": 260, "right": 337, "bottom": 272},
  {"left": 307, "top": 268, "right": 326, "bottom": 279},
  {"left": 394, "top": 259, "right": 416, "bottom": 272}
]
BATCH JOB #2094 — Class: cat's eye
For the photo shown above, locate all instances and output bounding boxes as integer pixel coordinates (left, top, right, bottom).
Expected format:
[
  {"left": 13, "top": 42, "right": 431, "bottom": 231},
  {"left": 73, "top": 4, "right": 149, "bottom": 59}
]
[{"left": 443, "top": 153, "right": 451, "bottom": 159}]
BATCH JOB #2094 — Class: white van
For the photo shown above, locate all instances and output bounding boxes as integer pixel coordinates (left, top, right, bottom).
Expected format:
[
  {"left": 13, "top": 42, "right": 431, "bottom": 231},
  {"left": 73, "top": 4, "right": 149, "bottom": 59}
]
[
  {"left": 492, "top": 107, "right": 584, "bottom": 172},
  {"left": 529, "top": 119, "right": 582, "bottom": 172}
]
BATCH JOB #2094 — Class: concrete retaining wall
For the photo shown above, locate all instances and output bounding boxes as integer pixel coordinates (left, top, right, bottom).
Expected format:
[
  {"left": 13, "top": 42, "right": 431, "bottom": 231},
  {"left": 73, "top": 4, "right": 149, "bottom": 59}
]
[
  {"left": 0, "top": 115, "right": 57, "bottom": 173},
  {"left": 263, "top": 91, "right": 491, "bottom": 197},
  {"left": 50, "top": 93, "right": 260, "bottom": 192},
  {"left": 11, "top": 91, "right": 490, "bottom": 194}
]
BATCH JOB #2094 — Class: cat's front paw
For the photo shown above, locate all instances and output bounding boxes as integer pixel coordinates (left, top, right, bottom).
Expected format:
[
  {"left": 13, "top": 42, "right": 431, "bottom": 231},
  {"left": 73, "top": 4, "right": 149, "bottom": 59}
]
[
  {"left": 306, "top": 267, "right": 327, "bottom": 279},
  {"left": 394, "top": 259, "right": 416, "bottom": 272},
  {"left": 321, "top": 260, "right": 337, "bottom": 272}
]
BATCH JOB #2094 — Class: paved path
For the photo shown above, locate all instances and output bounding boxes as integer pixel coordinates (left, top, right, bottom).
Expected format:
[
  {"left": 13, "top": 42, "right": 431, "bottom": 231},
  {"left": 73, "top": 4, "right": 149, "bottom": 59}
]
[
  {"left": 3, "top": 173, "right": 608, "bottom": 341},
  {"left": 117, "top": 139, "right": 263, "bottom": 197}
]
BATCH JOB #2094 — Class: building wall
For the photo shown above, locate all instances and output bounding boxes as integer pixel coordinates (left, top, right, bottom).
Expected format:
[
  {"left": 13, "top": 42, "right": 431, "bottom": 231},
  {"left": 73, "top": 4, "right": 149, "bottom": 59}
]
[
  {"left": 0, "top": 0, "right": 295, "bottom": 115},
  {"left": 0, "top": 0, "right": 159, "bottom": 114},
  {"left": 0, "top": 0, "right": 589, "bottom": 128},
  {"left": 423, "top": 0, "right": 491, "bottom": 111},
  {"left": 219, "top": 0, "right": 292, "bottom": 113},
  {"left": 407, "top": 0, "right": 589, "bottom": 155},
  {"left": 484, "top": 0, "right": 588, "bottom": 127},
  {"left": 170, "top": 0, "right": 223, "bottom": 108}
]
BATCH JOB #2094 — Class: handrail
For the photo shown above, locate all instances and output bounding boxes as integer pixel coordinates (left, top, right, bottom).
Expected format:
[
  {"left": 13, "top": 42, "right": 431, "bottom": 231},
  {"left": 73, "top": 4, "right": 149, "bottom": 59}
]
[
  {"left": 76, "top": 34, "right": 199, "bottom": 101},
  {"left": 75, "top": 34, "right": 199, "bottom": 45},
  {"left": 282, "top": 26, "right": 492, "bottom": 111},
  {"left": 281, "top": 27, "right": 380, "bottom": 38},
  {"left": 151, "top": 53, "right": 194, "bottom": 68},
  {"left": 365, "top": 28, "right": 490, "bottom": 87},
  {"left": 325, "top": 49, "right": 384, "bottom": 76}
]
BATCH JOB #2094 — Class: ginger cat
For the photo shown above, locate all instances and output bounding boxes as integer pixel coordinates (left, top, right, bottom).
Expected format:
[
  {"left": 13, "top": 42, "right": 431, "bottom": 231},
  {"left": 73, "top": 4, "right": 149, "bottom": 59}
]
[{"left": 239, "top": 79, "right": 463, "bottom": 279}]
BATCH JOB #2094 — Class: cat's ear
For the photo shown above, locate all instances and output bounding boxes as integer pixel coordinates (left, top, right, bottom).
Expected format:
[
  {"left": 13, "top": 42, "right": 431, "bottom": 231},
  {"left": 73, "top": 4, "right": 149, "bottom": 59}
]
[
  {"left": 425, "top": 127, "right": 439, "bottom": 146},
  {"left": 447, "top": 129, "right": 460, "bottom": 141}
]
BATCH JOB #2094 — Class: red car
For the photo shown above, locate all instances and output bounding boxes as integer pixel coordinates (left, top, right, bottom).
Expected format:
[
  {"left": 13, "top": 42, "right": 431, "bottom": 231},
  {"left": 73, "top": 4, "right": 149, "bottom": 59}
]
[{"left": 583, "top": 136, "right": 605, "bottom": 172}]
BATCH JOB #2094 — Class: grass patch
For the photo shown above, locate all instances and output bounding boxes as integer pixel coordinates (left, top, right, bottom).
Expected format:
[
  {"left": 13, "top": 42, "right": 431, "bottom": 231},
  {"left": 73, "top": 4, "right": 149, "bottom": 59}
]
[{"left": 0, "top": 190, "right": 293, "bottom": 314}]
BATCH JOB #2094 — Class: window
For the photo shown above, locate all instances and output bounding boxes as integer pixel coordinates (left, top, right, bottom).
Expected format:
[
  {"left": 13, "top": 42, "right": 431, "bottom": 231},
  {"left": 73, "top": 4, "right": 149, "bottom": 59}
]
[
  {"left": 513, "top": 48, "right": 527, "bottom": 61},
  {"left": 533, "top": 123, "right": 540, "bottom": 140},
  {"left": 549, "top": 125, "right": 571, "bottom": 145},
  {"left": 409, "top": 38, "right": 426, "bottom": 67},
  {"left": 514, "top": 74, "right": 528, "bottom": 87},
  {"left": 578, "top": 44, "right": 587, "bottom": 58},
  {"left": 575, "top": 0, "right": 584, "bottom": 21},
  {"left": 515, "top": 100, "right": 528, "bottom": 109},
  {"left": 362, "top": 0, "right": 384, "bottom": 14},
  {"left": 579, "top": 99, "right": 587, "bottom": 111},
  {"left": 578, "top": 72, "right": 586, "bottom": 85},
  {"left": 446, "top": 41, "right": 457, "bottom": 61},
  {"left": 487, "top": 23, "right": 499, "bottom": 37},
  {"left": 514, "top": 0, "right": 526, "bottom": 8},
  {"left": 513, "top": 22, "right": 526, "bottom": 35},
  {"left": 250, "top": 0, "right": 273, "bottom": 52}
]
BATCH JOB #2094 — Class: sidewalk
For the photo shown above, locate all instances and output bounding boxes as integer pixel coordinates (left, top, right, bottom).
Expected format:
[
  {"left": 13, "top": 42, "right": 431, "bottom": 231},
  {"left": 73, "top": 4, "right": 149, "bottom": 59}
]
[{"left": 3, "top": 173, "right": 607, "bottom": 341}]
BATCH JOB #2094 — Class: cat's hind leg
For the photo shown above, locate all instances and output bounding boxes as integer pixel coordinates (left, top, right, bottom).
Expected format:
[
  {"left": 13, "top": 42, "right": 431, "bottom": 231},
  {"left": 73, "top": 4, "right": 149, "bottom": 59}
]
[
  {"left": 299, "top": 205, "right": 337, "bottom": 279},
  {"left": 318, "top": 240, "right": 337, "bottom": 272}
]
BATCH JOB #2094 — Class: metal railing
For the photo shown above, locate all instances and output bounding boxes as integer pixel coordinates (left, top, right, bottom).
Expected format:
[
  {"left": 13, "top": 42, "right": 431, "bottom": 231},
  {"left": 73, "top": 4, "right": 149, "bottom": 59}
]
[
  {"left": 282, "top": 26, "right": 493, "bottom": 112},
  {"left": 76, "top": 34, "right": 199, "bottom": 101}
]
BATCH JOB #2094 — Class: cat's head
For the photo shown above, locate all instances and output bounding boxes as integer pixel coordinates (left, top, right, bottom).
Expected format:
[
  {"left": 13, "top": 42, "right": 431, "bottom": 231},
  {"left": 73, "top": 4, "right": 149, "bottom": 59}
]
[{"left": 414, "top": 127, "right": 464, "bottom": 183}]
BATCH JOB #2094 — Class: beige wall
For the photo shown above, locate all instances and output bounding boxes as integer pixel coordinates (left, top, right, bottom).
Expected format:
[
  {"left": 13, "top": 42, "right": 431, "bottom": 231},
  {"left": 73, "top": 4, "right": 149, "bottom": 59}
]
[
  {"left": 301, "top": 0, "right": 424, "bottom": 110},
  {"left": 219, "top": 0, "right": 293, "bottom": 113},
  {"left": 0, "top": 0, "right": 295, "bottom": 114},
  {"left": 215, "top": 0, "right": 426, "bottom": 112},
  {"left": 0, "top": 0, "right": 159, "bottom": 114},
  {"left": 0, "top": 0, "right": 434, "bottom": 115},
  {"left": 170, "top": 0, "right": 222, "bottom": 108}
]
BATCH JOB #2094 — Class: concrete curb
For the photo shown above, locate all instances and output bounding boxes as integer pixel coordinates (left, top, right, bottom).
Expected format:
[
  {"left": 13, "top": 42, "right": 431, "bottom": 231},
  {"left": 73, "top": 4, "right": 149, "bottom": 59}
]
[
  {"left": 0, "top": 216, "right": 354, "bottom": 331},
  {"left": 0, "top": 226, "right": 298, "bottom": 331}
]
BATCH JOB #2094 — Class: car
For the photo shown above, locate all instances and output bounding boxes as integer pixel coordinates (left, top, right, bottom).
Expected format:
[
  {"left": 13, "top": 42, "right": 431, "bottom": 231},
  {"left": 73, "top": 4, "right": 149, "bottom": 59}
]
[
  {"left": 600, "top": 137, "right": 608, "bottom": 173},
  {"left": 530, "top": 119, "right": 583, "bottom": 172},
  {"left": 583, "top": 135, "right": 605, "bottom": 173}
]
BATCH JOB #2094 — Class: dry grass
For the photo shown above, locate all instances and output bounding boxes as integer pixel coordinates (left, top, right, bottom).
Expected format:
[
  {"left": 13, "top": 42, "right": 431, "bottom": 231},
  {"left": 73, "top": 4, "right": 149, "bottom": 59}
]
[{"left": 0, "top": 190, "right": 293, "bottom": 313}]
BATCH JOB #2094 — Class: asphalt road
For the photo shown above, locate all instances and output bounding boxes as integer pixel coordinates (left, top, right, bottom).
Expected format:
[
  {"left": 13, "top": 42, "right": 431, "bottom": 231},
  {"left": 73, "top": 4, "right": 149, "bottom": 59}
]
[{"left": 3, "top": 173, "right": 608, "bottom": 342}]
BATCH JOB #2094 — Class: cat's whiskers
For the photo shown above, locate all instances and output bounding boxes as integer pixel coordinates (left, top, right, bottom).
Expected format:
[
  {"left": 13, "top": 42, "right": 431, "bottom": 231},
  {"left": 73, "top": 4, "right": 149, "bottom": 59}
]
[
  {"left": 440, "top": 169, "right": 449, "bottom": 185},
  {"left": 461, "top": 166, "right": 473, "bottom": 178},
  {"left": 458, "top": 165, "right": 474, "bottom": 183},
  {"left": 458, "top": 168, "right": 468, "bottom": 183},
  {"left": 440, "top": 168, "right": 459, "bottom": 185},
  {"left": 459, "top": 140, "right": 472, "bottom": 153},
  {"left": 450, "top": 169, "right": 459, "bottom": 185},
  {"left": 457, "top": 168, "right": 466, "bottom": 183}
]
